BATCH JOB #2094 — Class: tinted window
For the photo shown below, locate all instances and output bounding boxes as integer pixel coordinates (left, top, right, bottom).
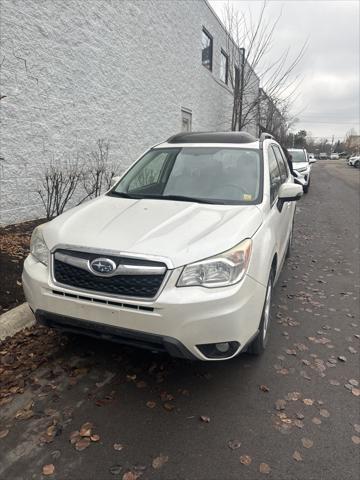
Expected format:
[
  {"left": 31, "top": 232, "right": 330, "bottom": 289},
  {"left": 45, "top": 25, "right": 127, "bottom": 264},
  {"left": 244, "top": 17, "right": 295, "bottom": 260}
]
[
  {"left": 220, "top": 50, "right": 228, "bottom": 84},
  {"left": 113, "top": 148, "right": 262, "bottom": 205},
  {"left": 268, "top": 147, "right": 281, "bottom": 204},
  {"left": 272, "top": 145, "right": 288, "bottom": 182},
  {"left": 202, "top": 29, "right": 213, "bottom": 71}
]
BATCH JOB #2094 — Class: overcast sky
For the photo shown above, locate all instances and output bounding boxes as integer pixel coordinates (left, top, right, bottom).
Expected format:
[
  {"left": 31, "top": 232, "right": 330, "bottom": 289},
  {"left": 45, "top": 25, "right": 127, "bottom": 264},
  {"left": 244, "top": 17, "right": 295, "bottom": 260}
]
[{"left": 210, "top": 0, "right": 360, "bottom": 141}]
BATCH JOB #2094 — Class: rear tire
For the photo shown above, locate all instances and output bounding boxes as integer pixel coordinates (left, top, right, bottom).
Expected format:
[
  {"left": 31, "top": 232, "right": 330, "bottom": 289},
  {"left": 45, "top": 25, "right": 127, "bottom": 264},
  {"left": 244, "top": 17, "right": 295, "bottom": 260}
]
[{"left": 247, "top": 271, "right": 274, "bottom": 355}]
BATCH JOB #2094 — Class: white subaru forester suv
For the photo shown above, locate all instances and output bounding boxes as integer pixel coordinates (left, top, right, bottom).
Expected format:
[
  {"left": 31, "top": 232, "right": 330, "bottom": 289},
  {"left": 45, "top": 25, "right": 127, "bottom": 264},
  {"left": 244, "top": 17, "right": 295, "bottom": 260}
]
[{"left": 23, "top": 132, "right": 302, "bottom": 361}]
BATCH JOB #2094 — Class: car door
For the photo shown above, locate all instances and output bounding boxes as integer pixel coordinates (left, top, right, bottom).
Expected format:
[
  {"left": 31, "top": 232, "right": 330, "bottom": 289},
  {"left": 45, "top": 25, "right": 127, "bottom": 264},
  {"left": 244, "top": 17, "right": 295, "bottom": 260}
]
[{"left": 267, "top": 145, "right": 289, "bottom": 265}]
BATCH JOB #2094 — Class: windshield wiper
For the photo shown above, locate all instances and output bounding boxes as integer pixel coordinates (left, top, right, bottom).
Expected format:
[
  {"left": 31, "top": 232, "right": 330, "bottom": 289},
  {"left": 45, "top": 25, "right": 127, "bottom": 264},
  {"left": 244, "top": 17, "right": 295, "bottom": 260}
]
[
  {"left": 146, "top": 194, "right": 224, "bottom": 204},
  {"left": 108, "top": 191, "right": 142, "bottom": 199},
  {"left": 108, "top": 191, "right": 223, "bottom": 204}
]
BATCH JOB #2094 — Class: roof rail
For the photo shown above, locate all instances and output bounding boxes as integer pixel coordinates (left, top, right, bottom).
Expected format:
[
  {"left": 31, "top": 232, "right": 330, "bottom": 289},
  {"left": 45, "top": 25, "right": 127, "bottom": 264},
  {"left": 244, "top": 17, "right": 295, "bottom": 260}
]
[{"left": 260, "top": 132, "right": 275, "bottom": 142}]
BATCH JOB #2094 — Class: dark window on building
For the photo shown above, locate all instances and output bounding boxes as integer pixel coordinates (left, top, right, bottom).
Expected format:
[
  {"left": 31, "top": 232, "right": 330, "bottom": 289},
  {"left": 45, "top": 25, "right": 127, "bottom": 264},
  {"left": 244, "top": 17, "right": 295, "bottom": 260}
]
[
  {"left": 202, "top": 28, "right": 213, "bottom": 71},
  {"left": 220, "top": 50, "right": 229, "bottom": 84}
]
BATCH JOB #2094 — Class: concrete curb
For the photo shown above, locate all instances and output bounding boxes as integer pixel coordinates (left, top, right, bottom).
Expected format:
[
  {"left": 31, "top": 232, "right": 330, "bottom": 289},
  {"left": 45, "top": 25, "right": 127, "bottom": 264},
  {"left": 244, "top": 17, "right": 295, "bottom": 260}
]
[{"left": 0, "top": 303, "right": 35, "bottom": 341}]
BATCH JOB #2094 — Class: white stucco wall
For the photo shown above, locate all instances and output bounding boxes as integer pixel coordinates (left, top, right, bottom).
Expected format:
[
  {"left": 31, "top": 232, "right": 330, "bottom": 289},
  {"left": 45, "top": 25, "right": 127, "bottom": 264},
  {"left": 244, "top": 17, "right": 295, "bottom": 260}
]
[{"left": 0, "top": 0, "right": 258, "bottom": 225}]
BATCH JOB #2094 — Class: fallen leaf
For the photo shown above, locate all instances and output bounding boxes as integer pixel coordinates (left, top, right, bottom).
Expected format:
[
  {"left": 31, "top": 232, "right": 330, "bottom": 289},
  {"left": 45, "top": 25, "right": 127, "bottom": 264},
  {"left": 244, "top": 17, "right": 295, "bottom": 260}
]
[
  {"left": 312, "top": 417, "right": 322, "bottom": 425},
  {"left": 351, "top": 436, "right": 360, "bottom": 445},
  {"left": 227, "top": 439, "right": 241, "bottom": 450},
  {"left": 75, "top": 437, "right": 91, "bottom": 451},
  {"left": 122, "top": 472, "right": 139, "bottom": 480},
  {"left": 240, "top": 455, "right": 252, "bottom": 465},
  {"left": 200, "top": 415, "right": 210, "bottom": 423},
  {"left": 146, "top": 401, "right": 156, "bottom": 409},
  {"left": 42, "top": 464, "right": 55, "bottom": 475},
  {"left": 109, "top": 465, "right": 123, "bottom": 475},
  {"left": 352, "top": 388, "right": 360, "bottom": 397},
  {"left": 303, "top": 398, "right": 314, "bottom": 406},
  {"left": 338, "top": 356, "right": 347, "bottom": 362},
  {"left": 152, "top": 453, "right": 169, "bottom": 469},
  {"left": 136, "top": 381, "right": 147, "bottom": 389},
  {"left": 0, "top": 429, "right": 9, "bottom": 439},
  {"left": 354, "top": 424, "right": 360, "bottom": 434},
  {"left": 113, "top": 443, "right": 125, "bottom": 451},
  {"left": 259, "top": 384, "right": 269, "bottom": 392},
  {"left": 293, "top": 451, "right": 303, "bottom": 462},
  {"left": 90, "top": 434, "right": 100, "bottom": 442},
  {"left": 163, "top": 402, "right": 175, "bottom": 412},
  {"left": 301, "top": 438, "right": 314, "bottom": 449},
  {"left": 275, "top": 399, "right": 286, "bottom": 411},
  {"left": 259, "top": 463, "right": 271, "bottom": 474},
  {"left": 286, "top": 392, "right": 301, "bottom": 401},
  {"left": 79, "top": 422, "right": 93, "bottom": 437},
  {"left": 330, "top": 379, "right": 340, "bottom": 386},
  {"left": 348, "top": 347, "right": 357, "bottom": 354},
  {"left": 69, "top": 431, "right": 81, "bottom": 444},
  {"left": 294, "top": 419, "right": 304, "bottom": 429},
  {"left": 319, "top": 409, "right": 330, "bottom": 418}
]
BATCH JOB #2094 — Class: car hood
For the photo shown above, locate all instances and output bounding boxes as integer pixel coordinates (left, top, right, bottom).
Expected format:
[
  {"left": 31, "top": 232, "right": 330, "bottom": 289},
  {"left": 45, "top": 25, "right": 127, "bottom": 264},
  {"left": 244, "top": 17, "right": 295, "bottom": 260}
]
[
  {"left": 44, "top": 196, "right": 263, "bottom": 268},
  {"left": 293, "top": 162, "right": 309, "bottom": 170}
]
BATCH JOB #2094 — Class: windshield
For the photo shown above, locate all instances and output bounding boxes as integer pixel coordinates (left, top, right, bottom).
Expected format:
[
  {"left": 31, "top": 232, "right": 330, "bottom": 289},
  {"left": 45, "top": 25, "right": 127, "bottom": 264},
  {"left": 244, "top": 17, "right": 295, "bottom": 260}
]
[
  {"left": 289, "top": 150, "right": 308, "bottom": 163},
  {"left": 110, "top": 147, "right": 261, "bottom": 205}
]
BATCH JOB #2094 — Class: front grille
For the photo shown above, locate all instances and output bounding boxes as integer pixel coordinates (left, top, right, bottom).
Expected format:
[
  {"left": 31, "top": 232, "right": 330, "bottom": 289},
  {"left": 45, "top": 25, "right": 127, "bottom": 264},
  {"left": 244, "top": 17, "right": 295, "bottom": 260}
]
[{"left": 53, "top": 249, "right": 167, "bottom": 299}]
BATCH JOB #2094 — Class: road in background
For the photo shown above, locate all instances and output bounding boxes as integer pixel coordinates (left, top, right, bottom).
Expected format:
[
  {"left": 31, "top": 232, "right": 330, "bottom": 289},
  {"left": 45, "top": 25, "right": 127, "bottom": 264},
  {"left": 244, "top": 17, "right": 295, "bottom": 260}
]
[{"left": 0, "top": 160, "right": 359, "bottom": 480}]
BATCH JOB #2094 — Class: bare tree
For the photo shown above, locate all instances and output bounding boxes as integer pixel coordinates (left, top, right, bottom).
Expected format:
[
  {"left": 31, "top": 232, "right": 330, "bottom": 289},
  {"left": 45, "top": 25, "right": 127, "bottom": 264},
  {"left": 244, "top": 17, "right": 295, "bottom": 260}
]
[
  {"left": 37, "top": 156, "right": 83, "bottom": 219},
  {"left": 82, "top": 139, "right": 114, "bottom": 200},
  {"left": 223, "top": 1, "right": 307, "bottom": 133}
]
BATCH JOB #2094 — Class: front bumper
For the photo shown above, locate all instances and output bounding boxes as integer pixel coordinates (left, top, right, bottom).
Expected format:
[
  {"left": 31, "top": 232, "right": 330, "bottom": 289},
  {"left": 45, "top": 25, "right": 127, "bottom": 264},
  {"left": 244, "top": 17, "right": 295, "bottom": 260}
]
[
  {"left": 23, "top": 255, "right": 266, "bottom": 361},
  {"left": 294, "top": 168, "right": 310, "bottom": 186}
]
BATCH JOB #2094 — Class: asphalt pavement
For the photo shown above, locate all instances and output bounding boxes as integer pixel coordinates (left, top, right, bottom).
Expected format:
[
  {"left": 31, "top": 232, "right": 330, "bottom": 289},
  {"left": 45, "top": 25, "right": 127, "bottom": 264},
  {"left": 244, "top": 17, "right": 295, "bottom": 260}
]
[{"left": 0, "top": 159, "right": 359, "bottom": 480}]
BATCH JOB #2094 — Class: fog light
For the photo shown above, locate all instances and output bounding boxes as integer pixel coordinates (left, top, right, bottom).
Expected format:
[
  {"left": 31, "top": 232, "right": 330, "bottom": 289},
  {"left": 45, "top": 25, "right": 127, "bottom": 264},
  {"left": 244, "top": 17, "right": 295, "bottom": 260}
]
[
  {"left": 197, "top": 341, "right": 240, "bottom": 359},
  {"left": 215, "top": 342, "right": 230, "bottom": 353}
]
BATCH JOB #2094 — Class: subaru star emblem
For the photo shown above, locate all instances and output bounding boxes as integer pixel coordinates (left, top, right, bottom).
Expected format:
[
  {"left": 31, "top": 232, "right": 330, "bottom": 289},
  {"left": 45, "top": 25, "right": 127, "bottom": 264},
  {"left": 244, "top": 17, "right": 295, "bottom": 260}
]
[{"left": 89, "top": 257, "right": 116, "bottom": 275}]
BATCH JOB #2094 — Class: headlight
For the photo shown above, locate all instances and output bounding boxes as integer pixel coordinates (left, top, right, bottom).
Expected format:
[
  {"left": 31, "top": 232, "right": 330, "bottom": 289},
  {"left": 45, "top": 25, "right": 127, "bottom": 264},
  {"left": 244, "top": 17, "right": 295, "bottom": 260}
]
[
  {"left": 30, "top": 226, "right": 49, "bottom": 266},
  {"left": 177, "top": 239, "right": 252, "bottom": 288}
]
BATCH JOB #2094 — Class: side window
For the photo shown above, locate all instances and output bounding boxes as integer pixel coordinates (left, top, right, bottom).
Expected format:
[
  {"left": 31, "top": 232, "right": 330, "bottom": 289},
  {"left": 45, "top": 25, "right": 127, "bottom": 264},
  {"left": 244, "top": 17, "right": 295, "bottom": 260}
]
[
  {"left": 128, "top": 153, "right": 167, "bottom": 192},
  {"left": 268, "top": 147, "right": 281, "bottom": 205},
  {"left": 272, "top": 145, "right": 289, "bottom": 182}
]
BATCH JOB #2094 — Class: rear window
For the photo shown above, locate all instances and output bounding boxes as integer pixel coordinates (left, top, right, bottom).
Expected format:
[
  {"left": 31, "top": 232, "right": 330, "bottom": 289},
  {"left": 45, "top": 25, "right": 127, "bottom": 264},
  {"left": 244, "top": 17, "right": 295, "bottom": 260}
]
[{"left": 289, "top": 150, "right": 308, "bottom": 163}]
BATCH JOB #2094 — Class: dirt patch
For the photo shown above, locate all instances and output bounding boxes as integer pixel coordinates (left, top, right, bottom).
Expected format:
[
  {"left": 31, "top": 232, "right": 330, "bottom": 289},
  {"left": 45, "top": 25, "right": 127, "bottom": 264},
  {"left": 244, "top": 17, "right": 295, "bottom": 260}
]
[{"left": 0, "top": 219, "right": 46, "bottom": 314}]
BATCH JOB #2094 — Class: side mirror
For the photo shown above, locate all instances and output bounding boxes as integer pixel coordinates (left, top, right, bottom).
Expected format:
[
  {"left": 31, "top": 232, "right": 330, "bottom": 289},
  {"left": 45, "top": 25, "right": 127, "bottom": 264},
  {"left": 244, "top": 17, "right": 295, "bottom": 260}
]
[
  {"left": 309, "top": 158, "right": 316, "bottom": 164},
  {"left": 110, "top": 176, "right": 121, "bottom": 188},
  {"left": 278, "top": 183, "right": 303, "bottom": 202}
]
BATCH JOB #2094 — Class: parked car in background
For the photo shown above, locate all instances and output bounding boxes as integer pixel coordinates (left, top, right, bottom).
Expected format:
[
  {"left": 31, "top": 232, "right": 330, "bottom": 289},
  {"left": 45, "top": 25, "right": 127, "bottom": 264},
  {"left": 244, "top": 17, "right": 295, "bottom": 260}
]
[
  {"left": 319, "top": 153, "right": 328, "bottom": 160},
  {"left": 330, "top": 153, "right": 339, "bottom": 160},
  {"left": 23, "top": 131, "right": 303, "bottom": 362},
  {"left": 288, "top": 148, "right": 315, "bottom": 193},
  {"left": 348, "top": 156, "right": 360, "bottom": 167}
]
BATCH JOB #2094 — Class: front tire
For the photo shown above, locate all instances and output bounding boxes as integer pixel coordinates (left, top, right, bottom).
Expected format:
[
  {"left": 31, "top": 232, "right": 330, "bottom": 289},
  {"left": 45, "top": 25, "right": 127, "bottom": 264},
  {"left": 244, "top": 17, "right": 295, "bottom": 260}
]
[
  {"left": 303, "top": 177, "right": 310, "bottom": 193},
  {"left": 247, "top": 271, "right": 273, "bottom": 355}
]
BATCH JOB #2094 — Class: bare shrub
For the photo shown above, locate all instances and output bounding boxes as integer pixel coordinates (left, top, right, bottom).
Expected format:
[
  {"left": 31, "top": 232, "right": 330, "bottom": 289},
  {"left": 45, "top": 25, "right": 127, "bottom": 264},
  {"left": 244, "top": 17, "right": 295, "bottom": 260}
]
[
  {"left": 37, "top": 156, "right": 83, "bottom": 219},
  {"left": 82, "top": 139, "right": 121, "bottom": 200}
]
